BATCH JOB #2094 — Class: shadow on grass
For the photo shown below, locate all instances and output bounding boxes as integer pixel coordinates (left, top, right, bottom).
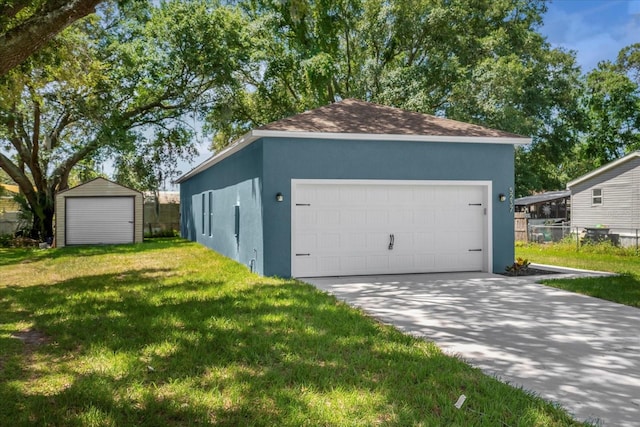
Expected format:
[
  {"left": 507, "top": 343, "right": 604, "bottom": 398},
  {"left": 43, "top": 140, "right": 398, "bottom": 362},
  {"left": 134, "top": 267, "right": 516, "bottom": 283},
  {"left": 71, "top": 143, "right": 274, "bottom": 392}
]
[
  {"left": 0, "top": 238, "right": 190, "bottom": 267},
  {"left": 0, "top": 267, "right": 580, "bottom": 426}
]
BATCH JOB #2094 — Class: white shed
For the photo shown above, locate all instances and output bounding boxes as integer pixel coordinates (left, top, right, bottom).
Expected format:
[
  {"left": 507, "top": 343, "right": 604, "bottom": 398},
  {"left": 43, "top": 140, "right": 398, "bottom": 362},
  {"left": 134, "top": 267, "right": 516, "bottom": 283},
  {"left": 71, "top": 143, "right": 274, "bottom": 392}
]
[{"left": 55, "top": 178, "right": 143, "bottom": 247}]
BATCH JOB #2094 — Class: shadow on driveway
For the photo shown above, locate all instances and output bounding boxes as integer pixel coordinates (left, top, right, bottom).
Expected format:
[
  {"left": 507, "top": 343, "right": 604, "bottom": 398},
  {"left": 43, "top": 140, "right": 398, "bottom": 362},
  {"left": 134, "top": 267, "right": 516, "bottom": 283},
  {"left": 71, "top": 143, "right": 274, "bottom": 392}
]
[{"left": 304, "top": 272, "right": 640, "bottom": 427}]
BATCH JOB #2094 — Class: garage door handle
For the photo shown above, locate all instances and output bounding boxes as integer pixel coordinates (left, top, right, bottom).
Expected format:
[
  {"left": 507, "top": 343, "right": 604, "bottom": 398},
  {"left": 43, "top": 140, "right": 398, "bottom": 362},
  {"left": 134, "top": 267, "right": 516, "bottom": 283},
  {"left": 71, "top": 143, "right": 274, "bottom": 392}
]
[
  {"left": 128, "top": 221, "right": 134, "bottom": 224},
  {"left": 388, "top": 234, "right": 394, "bottom": 250},
  {"left": 468, "top": 249, "right": 482, "bottom": 252},
  {"left": 468, "top": 203, "right": 482, "bottom": 206},
  {"left": 296, "top": 253, "right": 311, "bottom": 256}
]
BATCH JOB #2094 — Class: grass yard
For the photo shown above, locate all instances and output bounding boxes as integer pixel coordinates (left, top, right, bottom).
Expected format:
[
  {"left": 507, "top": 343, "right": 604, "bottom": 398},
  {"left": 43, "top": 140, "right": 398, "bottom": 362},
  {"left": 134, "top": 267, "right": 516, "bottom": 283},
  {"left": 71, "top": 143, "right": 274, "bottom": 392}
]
[
  {"left": 516, "top": 241, "right": 640, "bottom": 308},
  {"left": 0, "top": 239, "right": 582, "bottom": 426}
]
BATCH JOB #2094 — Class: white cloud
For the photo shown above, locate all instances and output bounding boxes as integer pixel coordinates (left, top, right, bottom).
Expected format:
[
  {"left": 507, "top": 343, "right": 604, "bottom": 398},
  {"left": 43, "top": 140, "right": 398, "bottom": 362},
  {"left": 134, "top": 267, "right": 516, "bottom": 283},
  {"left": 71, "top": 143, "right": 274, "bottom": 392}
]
[{"left": 542, "top": 1, "right": 639, "bottom": 72}]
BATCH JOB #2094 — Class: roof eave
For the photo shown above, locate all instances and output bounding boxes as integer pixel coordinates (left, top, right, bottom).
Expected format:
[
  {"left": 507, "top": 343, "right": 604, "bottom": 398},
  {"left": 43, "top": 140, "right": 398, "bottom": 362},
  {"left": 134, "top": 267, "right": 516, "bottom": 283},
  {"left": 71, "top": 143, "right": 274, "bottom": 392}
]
[
  {"left": 175, "top": 131, "right": 259, "bottom": 184},
  {"left": 566, "top": 151, "right": 640, "bottom": 189},
  {"left": 253, "top": 129, "right": 531, "bottom": 145}
]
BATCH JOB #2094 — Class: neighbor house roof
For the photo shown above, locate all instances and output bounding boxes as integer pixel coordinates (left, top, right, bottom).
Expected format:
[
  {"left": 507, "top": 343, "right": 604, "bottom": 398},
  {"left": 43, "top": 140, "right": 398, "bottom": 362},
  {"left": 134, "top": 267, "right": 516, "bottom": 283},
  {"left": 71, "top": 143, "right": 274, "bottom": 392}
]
[
  {"left": 177, "top": 99, "right": 531, "bottom": 183},
  {"left": 566, "top": 151, "right": 640, "bottom": 188},
  {"left": 0, "top": 183, "right": 19, "bottom": 194},
  {"left": 515, "top": 190, "right": 570, "bottom": 206}
]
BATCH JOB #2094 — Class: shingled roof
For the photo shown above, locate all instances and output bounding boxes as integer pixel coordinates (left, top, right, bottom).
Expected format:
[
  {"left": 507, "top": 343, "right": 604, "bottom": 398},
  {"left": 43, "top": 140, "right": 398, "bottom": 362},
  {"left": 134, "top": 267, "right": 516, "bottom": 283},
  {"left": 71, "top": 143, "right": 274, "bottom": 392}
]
[
  {"left": 177, "top": 99, "right": 530, "bottom": 183},
  {"left": 258, "top": 98, "right": 525, "bottom": 139}
]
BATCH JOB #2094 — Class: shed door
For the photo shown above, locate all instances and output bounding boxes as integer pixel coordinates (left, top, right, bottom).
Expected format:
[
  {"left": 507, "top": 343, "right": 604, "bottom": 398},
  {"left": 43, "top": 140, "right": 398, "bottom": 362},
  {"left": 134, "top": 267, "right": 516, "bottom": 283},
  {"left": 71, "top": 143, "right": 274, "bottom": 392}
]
[
  {"left": 291, "top": 181, "right": 487, "bottom": 277},
  {"left": 66, "top": 197, "right": 135, "bottom": 245}
]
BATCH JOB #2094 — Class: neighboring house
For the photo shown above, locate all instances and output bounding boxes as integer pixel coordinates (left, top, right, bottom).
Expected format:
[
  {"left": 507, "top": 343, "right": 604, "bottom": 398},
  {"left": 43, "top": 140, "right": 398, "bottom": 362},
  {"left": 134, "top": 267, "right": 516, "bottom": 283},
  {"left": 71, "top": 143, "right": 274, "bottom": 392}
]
[
  {"left": 0, "top": 183, "right": 21, "bottom": 235},
  {"left": 514, "top": 190, "right": 571, "bottom": 220},
  {"left": 177, "top": 99, "right": 530, "bottom": 278},
  {"left": 567, "top": 151, "right": 640, "bottom": 246},
  {"left": 55, "top": 177, "right": 143, "bottom": 247}
]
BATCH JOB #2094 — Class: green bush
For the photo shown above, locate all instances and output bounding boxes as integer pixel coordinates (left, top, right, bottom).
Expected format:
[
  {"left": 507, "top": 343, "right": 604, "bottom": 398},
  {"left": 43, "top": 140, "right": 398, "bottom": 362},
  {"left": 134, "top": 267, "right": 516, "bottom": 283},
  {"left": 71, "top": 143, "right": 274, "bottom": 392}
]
[{"left": 144, "top": 229, "right": 180, "bottom": 238}]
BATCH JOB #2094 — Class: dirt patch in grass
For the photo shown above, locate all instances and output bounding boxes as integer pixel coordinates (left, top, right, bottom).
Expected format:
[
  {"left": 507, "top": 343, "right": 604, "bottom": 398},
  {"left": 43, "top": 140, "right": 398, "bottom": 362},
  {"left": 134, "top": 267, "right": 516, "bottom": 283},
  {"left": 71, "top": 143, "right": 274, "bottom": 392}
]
[{"left": 11, "top": 328, "right": 51, "bottom": 347}]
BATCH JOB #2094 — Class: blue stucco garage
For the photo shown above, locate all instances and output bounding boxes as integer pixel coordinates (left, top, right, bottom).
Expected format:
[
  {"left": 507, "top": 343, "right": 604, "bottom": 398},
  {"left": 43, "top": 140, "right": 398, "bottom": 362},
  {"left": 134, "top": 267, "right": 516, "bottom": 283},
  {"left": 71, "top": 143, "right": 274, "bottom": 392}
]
[{"left": 177, "top": 99, "right": 530, "bottom": 278}]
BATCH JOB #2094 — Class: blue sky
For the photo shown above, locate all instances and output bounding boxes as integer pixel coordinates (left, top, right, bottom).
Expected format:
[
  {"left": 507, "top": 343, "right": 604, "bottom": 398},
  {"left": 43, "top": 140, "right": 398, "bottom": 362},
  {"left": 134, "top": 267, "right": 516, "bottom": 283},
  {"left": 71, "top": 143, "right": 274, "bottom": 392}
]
[{"left": 542, "top": 0, "right": 640, "bottom": 71}]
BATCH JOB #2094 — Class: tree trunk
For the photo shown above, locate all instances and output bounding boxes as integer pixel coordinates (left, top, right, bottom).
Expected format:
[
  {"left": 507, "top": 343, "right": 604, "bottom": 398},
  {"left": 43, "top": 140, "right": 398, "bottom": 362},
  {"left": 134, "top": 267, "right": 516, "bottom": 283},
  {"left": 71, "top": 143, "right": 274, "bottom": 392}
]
[{"left": 29, "top": 191, "right": 55, "bottom": 241}]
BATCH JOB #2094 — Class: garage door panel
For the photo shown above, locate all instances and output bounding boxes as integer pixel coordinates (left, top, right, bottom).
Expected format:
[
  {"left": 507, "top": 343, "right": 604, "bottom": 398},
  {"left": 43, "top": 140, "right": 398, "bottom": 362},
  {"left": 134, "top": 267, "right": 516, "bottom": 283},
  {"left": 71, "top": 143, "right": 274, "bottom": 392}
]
[
  {"left": 366, "top": 210, "right": 388, "bottom": 226},
  {"left": 342, "top": 210, "right": 367, "bottom": 227},
  {"left": 296, "top": 209, "right": 317, "bottom": 227},
  {"left": 366, "top": 232, "right": 390, "bottom": 251},
  {"left": 318, "top": 209, "right": 340, "bottom": 226},
  {"left": 390, "top": 255, "right": 415, "bottom": 271},
  {"left": 390, "top": 210, "right": 413, "bottom": 225},
  {"left": 66, "top": 197, "right": 134, "bottom": 245},
  {"left": 368, "top": 255, "right": 389, "bottom": 270},
  {"left": 292, "top": 182, "right": 487, "bottom": 277},
  {"left": 295, "top": 256, "right": 317, "bottom": 275},
  {"left": 414, "top": 210, "right": 435, "bottom": 226},
  {"left": 342, "top": 256, "right": 367, "bottom": 273},
  {"left": 340, "top": 187, "right": 367, "bottom": 204},
  {"left": 318, "top": 233, "right": 340, "bottom": 250},
  {"left": 392, "top": 232, "right": 414, "bottom": 252},
  {"left": 345, "top": 232, "right": 367, "bottom": 250}
]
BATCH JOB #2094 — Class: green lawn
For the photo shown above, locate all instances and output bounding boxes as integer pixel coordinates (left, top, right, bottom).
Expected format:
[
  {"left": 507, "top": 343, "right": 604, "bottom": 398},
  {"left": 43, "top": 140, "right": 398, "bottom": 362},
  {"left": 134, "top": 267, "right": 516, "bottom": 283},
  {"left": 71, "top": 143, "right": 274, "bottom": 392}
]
[
  {"left": 0, "top": 239, "right": 582, "bottom": 426},
  {"left": 516, "top": 241, "right": 640, "bottom": 308}
]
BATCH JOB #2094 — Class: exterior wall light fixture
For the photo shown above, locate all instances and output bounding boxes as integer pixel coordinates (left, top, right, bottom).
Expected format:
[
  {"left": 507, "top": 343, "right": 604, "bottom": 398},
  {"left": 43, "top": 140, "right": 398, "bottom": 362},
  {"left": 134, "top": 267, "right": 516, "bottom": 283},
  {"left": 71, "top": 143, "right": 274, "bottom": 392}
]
[
  {"left": 276, "top": 192, "right": 284, "bottom": 202},
  {"left": 498, "top": 193, "right": 507, "bottom": 202}
]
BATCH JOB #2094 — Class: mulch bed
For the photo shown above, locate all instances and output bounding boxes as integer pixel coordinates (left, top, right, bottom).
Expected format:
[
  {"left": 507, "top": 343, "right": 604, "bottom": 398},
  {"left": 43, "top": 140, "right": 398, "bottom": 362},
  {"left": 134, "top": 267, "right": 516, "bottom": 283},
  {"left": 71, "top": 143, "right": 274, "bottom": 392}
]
[{"left": 499, "top": 267, "right": 565, "bottom": 277}]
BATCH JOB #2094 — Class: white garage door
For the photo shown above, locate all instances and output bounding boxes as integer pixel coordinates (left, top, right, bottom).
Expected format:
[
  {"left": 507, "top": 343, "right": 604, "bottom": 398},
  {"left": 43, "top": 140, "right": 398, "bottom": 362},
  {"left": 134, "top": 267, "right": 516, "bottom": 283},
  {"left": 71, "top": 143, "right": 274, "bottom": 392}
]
[
  {"left": 66, "top": 197, "right": 135, "bottom": 245},
  {"left": 291, "top": 180, "right": 489, "bottom": 277}
]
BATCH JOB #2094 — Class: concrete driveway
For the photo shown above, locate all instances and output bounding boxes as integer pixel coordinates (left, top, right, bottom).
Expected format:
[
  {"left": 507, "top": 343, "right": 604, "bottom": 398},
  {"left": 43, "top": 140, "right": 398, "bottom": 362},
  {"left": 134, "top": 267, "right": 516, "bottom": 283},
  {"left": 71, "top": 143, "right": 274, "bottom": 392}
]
[{"left": 304, "top": 269, "right": 640, "bottom": 426}]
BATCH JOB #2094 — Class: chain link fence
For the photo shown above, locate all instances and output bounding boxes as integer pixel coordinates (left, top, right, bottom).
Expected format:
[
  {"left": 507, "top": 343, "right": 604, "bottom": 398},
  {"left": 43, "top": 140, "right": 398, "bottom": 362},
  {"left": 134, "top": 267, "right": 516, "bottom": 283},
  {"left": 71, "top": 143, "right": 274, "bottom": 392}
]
[{"left": 526, "top": 224, "right": 640, "bottom": 253}]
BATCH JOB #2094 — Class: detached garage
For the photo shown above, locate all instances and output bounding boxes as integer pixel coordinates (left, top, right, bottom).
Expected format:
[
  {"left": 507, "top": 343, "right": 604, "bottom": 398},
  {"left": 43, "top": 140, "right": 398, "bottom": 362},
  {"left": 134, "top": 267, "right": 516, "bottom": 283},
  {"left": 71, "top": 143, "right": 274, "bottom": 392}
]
[
  {"left": 55, "top": 178, "right": 143, "bottom": 247},
  {"left": 177, "top": 99, "right": 530, "bottom": 278}
]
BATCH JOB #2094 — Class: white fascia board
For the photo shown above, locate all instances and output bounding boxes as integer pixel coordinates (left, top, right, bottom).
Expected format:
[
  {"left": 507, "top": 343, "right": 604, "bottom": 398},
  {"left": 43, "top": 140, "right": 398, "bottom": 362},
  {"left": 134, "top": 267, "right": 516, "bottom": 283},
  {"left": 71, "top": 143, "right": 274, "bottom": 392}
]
[
  {"left": 175, "top": 131, "right": 260, "bottom": 183},
  {"left": 176, "top": 129, "right": 531, "bottom": 183},
  {"left": 566, "top": 151, "right": 640, "bottom": 189},
  {"left": 252, "top": 130, "right": 531, "bottom": 145}
]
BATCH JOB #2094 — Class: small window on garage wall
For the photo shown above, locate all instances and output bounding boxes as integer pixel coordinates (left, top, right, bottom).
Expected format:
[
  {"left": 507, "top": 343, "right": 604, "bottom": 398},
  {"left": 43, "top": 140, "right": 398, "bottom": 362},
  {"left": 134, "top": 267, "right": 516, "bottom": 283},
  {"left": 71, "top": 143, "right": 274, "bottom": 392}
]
[
  {"left": 592, "top": 188, "right": 603, "bottom": 206},
  {"left": 201, "top": 193, "right": 206, "bottom": 234},
  {"left": 234, "top": 205, "right": 240, "bottom": 244},
  {"left": 208, "top": 191, "right": 213, "bottom": 237}
]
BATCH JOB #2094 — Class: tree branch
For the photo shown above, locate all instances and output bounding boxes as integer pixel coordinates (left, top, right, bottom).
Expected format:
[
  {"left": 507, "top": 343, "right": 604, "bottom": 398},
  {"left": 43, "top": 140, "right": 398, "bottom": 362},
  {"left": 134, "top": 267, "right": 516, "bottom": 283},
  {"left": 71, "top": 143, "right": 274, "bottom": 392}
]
[{"left": 0, "top": 0, "right": 103, "bottom": 76}]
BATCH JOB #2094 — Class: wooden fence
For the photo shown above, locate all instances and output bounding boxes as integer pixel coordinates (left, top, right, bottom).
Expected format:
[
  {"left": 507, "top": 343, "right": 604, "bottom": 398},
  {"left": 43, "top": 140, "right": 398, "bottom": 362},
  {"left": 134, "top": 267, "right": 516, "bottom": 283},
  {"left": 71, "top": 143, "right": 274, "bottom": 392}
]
[{"left": 514, "top": 212, "right": 528, "bottom": 242}]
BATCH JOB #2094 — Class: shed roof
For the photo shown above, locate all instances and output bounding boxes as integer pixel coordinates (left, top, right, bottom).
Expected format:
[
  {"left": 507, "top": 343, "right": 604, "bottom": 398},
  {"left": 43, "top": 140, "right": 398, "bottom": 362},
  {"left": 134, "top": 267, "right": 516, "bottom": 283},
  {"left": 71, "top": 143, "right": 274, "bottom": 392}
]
[
  {"left": 566, "top": 151, "right": 640, "bottom": 189},
  {"left": 515, "top": 190, "right": 570, "bottom": 206},
  {"left": 57, "top": 177, "right": 142, "bottom": 195},
  {"left": 177, "top": 99, "right": 531, "bottom": 183}
]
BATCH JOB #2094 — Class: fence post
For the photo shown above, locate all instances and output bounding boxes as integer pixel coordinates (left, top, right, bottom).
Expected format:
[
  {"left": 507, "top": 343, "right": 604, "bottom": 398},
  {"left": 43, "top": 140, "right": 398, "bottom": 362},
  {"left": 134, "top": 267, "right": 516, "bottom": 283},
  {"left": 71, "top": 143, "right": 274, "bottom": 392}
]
[
  {"left": 576, "top": 227, "right": 579, "bottom": 252},
  {"left": 636, "top": 228, "right": 638, "bottom": 256}
]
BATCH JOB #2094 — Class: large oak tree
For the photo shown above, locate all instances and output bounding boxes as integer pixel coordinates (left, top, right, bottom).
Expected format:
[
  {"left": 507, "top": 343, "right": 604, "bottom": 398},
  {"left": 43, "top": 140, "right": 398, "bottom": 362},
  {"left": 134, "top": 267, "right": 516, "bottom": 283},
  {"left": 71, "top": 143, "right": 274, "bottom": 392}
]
[{"left": 0, "top": 0, "right": 249, "bottom": 239}]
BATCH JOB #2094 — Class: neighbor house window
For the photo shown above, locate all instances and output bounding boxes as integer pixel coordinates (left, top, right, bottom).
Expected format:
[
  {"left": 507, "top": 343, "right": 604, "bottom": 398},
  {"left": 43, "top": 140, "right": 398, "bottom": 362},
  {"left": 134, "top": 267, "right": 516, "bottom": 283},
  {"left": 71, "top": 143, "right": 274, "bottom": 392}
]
[
  {"left": 208, "top": 191, "right": 213, "bottom": 236},
  {"left": 592, "top": 188, "right": 603, "bottom": 206},
  {"left": 201, "top": 193, "right": 206, "bottom": 234}
]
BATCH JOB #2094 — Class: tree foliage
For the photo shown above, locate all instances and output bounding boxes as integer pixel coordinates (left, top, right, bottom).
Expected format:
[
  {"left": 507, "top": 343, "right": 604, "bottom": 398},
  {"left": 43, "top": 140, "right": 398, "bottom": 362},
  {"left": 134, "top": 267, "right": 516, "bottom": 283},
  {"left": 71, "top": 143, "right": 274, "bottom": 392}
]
[
  {"left": 208, "top": 0, "right": 582, "bottom": 171},
  {"left": 0, "top": 0, "right": 249, "bottom": 239},
  {"left": 576, "top": 45, "right": 640, "bottom": 171}
]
